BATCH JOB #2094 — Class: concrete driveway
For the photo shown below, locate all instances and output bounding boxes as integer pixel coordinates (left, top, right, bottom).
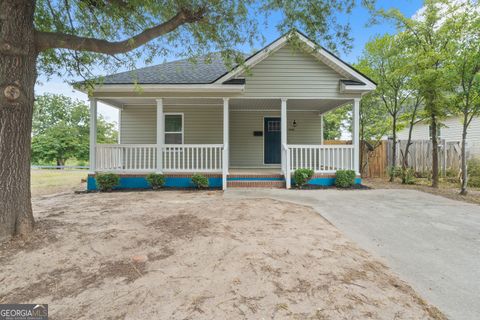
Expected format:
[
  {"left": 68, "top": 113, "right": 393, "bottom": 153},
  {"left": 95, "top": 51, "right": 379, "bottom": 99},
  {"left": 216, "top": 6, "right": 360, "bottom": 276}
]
[{"left": 225, "top": 188, "right": 480, "bottom": 320}]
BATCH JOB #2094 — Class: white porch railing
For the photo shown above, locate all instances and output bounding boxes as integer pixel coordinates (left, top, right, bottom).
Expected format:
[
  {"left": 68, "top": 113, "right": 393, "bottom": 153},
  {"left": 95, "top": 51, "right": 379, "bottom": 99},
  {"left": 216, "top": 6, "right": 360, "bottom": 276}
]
[
  {"left": 162, "top": 144, "right": 223, "bottom": 172},
  {"left": 95, "top": 144, "right": 223, "bottom": 172},
  {"left": 287, "top": 144, "right": 355, "bottom": 173},
  {"left": 96, "top": 144, "right": 157, "bottom": 171}
]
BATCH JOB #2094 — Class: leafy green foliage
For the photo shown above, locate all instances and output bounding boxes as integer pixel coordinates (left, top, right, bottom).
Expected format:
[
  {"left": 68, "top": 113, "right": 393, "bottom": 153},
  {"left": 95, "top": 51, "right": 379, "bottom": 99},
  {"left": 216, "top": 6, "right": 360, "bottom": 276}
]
[
  {"left": 96, "top": 173, "right": 120, "bottom": 192},
  {"left": 33, "top": 0, "right": 375, "bottom": 84},
  {"left": 402, "top": 168, "right": 416, "bottom": 185},
  {"left": 31, "top": 94, "right": 117, "bottom": 165},
  {"left": 146, "top": 173, "right": 166, "bottom": 189},
  {"left": 388, "top": 166, "right": 402, "bottom": 179},
  {"left": 377, "top": 1, "right": 466, "bottom": 186},
  {"left": 357, "top": 92, "right": 390, "bottom": 142},
  {"left": 335, "top": 170, "right": 356, "bottom": 188},
  {"left": 191, "top": 174, "right": 209, "bottom": 189},
  {"left": 468, "top": 158, "right": 480, "bottom": 176},
  {"left": 467, "top": 158, "right": 480, "bottom": 188},
  {"left": 323, "top": 105, "right": 351, "bottom": 141},
  {"left": 357, "top": 33, "right": 414, "bottom": 179},
  {"left": 293, "top": 168, "right": 314, "bottom": 188}
]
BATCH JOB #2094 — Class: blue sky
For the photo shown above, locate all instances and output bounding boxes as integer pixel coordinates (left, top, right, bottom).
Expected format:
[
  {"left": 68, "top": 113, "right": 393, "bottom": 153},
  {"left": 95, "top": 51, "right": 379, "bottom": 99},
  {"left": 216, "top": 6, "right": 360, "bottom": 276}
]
[{"left": 36, "top": 0, "right": 423, "bottom": 122}]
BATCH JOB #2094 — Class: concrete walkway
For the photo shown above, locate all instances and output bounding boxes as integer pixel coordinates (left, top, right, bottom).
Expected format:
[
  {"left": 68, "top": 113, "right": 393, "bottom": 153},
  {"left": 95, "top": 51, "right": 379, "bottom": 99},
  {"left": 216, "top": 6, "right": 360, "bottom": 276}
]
[{"left": 225, "top": 188, "right": 480, "bottom": 320}]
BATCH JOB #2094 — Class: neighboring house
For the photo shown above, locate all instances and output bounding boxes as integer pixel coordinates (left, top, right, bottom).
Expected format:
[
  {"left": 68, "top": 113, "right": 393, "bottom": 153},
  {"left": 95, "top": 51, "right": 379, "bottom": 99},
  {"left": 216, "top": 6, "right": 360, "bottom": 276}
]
[
  {"left": 397, "top": 116, "right": 480, "bottom": 156},
  {"left": 76, "top": 30, "right": 376, "bottom": 190}
]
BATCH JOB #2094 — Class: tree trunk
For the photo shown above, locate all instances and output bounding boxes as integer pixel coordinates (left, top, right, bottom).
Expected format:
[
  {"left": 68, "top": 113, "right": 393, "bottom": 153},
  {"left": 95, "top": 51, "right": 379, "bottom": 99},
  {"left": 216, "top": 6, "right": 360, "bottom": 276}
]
[
  {"left": 0, "top": 0, "right": 37, "bottom": 241},
  {"left": 389, "top": 116, "right": 397, "bottom": 182},
  {"left": 401, "top": 135, "right": 412, "bottom": 184},
  {"left": 430, "top": 115, "right": 439, "bottom": 188},
  {"left": 56, "top": 158, "right": 65, "bottom": 169},
  {"left": 460, "top": 114, "right": 469, "bottom": 195},
  {"left": 402, "top": 106, "right": 418, "bottom": 184}
]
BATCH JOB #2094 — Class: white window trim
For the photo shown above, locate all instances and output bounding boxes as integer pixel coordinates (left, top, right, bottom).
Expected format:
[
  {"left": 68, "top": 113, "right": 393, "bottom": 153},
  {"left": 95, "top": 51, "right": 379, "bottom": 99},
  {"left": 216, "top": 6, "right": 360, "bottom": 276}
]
[{"left": 164, "top": 112, "right": 184, "bottom": 144}]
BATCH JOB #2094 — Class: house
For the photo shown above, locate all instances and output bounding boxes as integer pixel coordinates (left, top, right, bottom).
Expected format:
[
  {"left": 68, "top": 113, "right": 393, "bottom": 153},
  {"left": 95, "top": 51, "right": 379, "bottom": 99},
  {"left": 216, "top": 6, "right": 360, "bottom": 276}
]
[
  {"left": 77, "top": 30, "right": 376, "bottom": 190},
  {"left": 397, "top": 116, "right": 480, "bottom": 156}
]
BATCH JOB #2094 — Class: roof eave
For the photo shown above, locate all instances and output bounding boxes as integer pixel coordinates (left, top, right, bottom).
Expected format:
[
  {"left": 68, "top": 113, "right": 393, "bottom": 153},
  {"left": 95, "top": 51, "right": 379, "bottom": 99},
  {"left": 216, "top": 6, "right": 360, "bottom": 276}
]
[{"left": 89, "top": 83, "right": 245, "bottom": 94}]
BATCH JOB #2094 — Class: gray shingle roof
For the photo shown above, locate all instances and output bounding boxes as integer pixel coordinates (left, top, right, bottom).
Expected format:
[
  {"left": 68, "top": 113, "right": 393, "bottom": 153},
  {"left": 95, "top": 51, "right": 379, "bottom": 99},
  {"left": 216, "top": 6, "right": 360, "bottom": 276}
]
[{"left": 100, "top": 53, "right": 243, "bottom": 84}]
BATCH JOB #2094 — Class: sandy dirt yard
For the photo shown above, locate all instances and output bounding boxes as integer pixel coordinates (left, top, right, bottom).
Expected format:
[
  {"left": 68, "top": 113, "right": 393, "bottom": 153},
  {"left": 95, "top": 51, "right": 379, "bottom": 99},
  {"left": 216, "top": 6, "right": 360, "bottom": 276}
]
[{"left": 0, "top": 191, "right": 445, "bottom": 319}]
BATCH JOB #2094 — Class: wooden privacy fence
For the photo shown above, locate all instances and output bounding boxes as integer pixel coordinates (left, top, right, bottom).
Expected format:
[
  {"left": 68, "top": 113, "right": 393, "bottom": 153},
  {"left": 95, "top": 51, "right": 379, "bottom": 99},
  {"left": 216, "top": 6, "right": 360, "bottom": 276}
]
[
  {"left": 361, "top": 139, "right": 467, "bottom": 178},
  {"left": 360, "top": 140, "right": 470, "bottom": 178},
  {"left": 361, "top": 141, "right": 388, "bottom": 178},
  {"left": 387, "top": 139, "right": 466, "bottom": 175}
]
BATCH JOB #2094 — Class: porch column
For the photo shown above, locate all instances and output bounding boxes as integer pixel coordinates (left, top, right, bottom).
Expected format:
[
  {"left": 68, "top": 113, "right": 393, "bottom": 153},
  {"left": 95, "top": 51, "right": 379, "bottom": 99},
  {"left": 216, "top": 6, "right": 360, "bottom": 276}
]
[
  {"left": 89, "top": 98, "right": 97, "bottom": 173},
  {"left": 320, "top": 114, "right": 324, "bottom": 144},
  {"left": 353, "top": 98, "right": 360, "bottom": 175},
  {"left": 156, "top": 98, "right": 164, "bottom": 173},
  {"left": 281, "top": 98, "right": 288, "bottom": 174},
  {"left": 223, "top": 98, "right": 229, "bottom": 190}
]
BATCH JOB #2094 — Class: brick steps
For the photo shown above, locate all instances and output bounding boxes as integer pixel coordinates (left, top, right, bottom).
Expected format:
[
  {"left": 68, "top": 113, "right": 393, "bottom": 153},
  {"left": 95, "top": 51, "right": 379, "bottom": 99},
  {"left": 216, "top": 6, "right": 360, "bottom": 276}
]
[{"left": 227, "top": 180, "right": 286, "bottom": 188}]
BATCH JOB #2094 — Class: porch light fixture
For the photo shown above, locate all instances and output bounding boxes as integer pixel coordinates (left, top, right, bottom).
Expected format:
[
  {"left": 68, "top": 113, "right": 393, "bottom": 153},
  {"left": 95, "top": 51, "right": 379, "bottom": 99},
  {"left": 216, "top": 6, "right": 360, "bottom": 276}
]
[{"left": 292, "top": 120, "right": 297, "bottom": 128}]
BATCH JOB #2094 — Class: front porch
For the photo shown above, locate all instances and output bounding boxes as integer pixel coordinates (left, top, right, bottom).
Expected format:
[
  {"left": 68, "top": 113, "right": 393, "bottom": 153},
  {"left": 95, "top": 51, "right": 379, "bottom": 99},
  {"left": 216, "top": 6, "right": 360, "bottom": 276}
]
[{"left": 88, "top": 97, "right": 361, "bottom": 190}]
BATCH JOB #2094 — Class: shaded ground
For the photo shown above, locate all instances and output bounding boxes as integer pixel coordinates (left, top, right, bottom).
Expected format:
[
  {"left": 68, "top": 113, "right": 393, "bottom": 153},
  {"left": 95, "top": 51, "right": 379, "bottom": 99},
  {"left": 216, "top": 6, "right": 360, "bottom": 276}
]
[
  {"left": 31, "top": 169, "right": 86, "bottom": 196},
  {"left": 364, "top": 177, "right": 480, "bottom": 205},
  {"left": 0, "top": 191, "right": 444, "bottom": 319}
]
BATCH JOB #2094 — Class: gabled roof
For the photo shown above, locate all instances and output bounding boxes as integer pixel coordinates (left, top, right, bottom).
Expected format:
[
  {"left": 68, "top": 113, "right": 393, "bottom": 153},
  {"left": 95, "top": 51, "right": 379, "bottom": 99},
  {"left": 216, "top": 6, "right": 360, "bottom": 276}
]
[
  {"left": 81, "top": 30, "right": 376, "bottom": 92},
  {"left": 98, "top": 52, "right": 246, "bottom": 85},
  {"left": 215, "top": 30, "right": 376, "bottom": 91}
]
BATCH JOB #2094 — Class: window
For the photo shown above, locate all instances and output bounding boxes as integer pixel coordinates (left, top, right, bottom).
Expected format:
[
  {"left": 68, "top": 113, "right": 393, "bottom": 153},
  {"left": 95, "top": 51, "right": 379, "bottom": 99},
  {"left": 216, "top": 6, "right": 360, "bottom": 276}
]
[
  {"left": 165, "top": 114, "right": 183, "bottom": 144},
  {"left": 267, "top": 120, "right": 281, "bottom": 132}
]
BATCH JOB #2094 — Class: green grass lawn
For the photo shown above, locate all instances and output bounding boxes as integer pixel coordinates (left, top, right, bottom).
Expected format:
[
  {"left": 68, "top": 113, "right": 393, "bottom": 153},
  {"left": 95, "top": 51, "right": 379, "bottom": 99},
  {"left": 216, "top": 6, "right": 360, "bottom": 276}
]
[{"left": 31, "top": 169, "right": 87, "bottom": 196}]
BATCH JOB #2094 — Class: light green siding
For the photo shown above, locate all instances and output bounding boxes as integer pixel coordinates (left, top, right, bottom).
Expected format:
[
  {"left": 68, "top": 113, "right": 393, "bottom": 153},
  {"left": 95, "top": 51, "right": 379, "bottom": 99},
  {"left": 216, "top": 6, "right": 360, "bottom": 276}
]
[
  {"left": 121, "top": 106, "right": 323, "bottom": 168},
  {"left": 120, "top": 105, "right": 223, "bottom": 144},
  {"left": 165, "top": 106, "right": 223, "bottom": 144},
  {"left": 120, "top": 105, "right": 156, "bottom": 144},
  {"left": 287, "top": 112, "right": 323, "bottom": 145},
  {"left": 241, "top": 45, "right": 357, "bottom": 98},
  {"left": 229, "top": 111, "right": 322, "bottom": 167}
]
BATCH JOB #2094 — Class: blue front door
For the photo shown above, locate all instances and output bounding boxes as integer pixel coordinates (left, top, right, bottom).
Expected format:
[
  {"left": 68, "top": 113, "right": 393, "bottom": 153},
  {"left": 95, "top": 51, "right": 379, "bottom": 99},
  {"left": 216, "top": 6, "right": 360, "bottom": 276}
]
[{"left": 264, "top": 117, "right": 281, "bottom": 164}]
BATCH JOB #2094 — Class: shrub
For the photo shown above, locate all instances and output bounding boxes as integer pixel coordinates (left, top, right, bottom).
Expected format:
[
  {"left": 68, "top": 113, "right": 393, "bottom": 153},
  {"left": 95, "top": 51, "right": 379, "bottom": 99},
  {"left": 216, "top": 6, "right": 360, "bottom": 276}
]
[
  {"left": 467, "top": 158, "right": 480, "bottom": 188},
  {"left": 468, "top": 158, "right": 480, "bottom": 177},
  {"left": 388, "top": 166, "right": 402, "bottom": 179},
  {"left": 96, "top": 173, "right": 120, "bottom": 192},
  {"left": 415, "top": 170, "right": 431, "bottom": 179},
  {"left": 191, "top": 174, "right": 209, "bottom": 189},
  {"left": 335, "top": 170, "right": 356, "bottom": 188},
  {"left": 468, "top": 176, "right": 480, "bottom": 188},
  {"left": 293, "top": 168, "right": 314, "bottom": 188},
  {"left": 446, "top": 168, "right": 460, "bottom": 178},
  {"left": 146, "top": 173, "right": 166, "bottom": 190},
  {"left": 402, "top": 168, "right": 416, "bottom": 185}
]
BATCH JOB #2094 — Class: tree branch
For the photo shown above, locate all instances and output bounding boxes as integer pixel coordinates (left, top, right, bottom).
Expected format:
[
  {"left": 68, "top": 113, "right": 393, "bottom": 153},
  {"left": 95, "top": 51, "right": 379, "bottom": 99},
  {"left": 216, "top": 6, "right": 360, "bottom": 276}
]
[{"left": 34, "top": 8, "right": 204, "bottom": 54}]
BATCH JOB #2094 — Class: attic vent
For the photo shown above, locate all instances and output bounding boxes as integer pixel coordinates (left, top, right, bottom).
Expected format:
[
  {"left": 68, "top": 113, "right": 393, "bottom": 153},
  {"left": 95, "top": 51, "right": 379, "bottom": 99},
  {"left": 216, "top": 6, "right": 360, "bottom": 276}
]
[{"left": 223, "top": 78, "right": 245, "bottom": 85}]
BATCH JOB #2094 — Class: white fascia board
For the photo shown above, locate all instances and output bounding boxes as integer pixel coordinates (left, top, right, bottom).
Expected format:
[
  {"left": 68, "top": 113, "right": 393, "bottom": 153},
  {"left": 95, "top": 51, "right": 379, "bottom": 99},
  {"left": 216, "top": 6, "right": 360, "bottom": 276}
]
[{"left": 91, "top": 84, "right": 245, "bottom": 93}]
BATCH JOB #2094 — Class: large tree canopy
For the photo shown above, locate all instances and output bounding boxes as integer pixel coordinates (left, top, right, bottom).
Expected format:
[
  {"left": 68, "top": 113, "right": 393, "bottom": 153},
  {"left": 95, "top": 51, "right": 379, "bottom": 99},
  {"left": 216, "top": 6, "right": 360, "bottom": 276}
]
[
  {"left": 377, "top": 0, "right": 467, "bottom": 187},
  {"left": 31, "top": 94, "right": 118, "bottom": 166},
  {"left": 0, "top": 0, "right": 375, "bottom": 241},
  {"left": 33, "top": 0, "right": 375, "bottom": 83}
]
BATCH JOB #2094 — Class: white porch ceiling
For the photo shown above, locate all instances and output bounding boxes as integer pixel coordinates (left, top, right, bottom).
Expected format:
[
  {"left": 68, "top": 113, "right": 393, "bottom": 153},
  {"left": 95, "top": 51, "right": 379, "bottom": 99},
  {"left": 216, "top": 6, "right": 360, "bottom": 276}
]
[{"left": 98, "top": 97, "right": 353, "bottom": 114}]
